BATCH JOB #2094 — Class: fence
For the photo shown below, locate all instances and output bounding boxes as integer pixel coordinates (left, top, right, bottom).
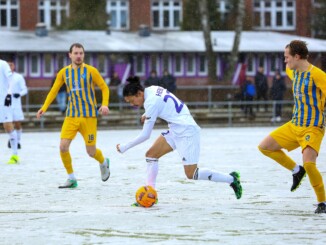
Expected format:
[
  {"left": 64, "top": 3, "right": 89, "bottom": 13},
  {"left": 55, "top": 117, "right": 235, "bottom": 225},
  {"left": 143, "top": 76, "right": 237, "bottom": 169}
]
[{"left": 21, "top": 85, "right": 295, "bottom": 129}]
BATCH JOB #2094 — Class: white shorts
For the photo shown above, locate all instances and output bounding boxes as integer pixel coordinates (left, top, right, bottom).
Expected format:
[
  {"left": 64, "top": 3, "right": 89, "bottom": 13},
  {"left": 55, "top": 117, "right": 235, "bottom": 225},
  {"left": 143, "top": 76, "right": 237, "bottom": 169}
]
[
  {"left": 162, "top": 129, "right": 200, "bottom": 165},
  {"left": 0, "top": 105, "right": 13, "bottom": 123},
  {"left": 12, "top": 107, "right": 24, "bottom": 121}
]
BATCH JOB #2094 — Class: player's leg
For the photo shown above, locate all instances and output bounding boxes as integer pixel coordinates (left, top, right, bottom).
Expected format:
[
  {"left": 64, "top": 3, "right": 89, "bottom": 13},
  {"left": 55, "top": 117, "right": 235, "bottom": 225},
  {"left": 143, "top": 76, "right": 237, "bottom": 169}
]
[
  {"left": 59, "top": 117, "right": 78, "bottom": 188},
  {"left": 145, "top": 133, "right": 173, "bottom": 188},
  {"left": 300, "top": 128, "right": 326, "bottom": 213},
  {"left": 4, "top": 121, "right": 19, "bottom": 164},
  {"left": 13, "top": 121, "right": 22, "bottom": 149},
  {"left": 81, "top": 118, "right": 110, "bottom": 182},
  {"left": 174, "top": 131, "right": 242, "bottom": 199},
  {"left": 258, "top": 122, "right": 305, "bottom": 191}
]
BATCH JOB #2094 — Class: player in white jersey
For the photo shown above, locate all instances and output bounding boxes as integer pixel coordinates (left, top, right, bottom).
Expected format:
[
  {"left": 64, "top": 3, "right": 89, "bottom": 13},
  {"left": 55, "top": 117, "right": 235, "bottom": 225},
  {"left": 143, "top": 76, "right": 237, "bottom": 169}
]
[
  {"left": 7, "top": 60, "right": 28, "bottom": 149},
  {"left": 117, "top": 77, "right": 242, "bottom": 204},
  {"left": 0, "top": 58, "right": 19, "bottom": 164}
]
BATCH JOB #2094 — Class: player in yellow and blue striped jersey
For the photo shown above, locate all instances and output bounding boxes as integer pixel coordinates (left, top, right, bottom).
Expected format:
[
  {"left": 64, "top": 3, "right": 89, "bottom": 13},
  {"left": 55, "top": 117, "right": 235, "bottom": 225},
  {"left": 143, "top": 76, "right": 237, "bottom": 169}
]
[
  {"left": 37, "top": 43, "right": 110, "bottom": 188},
  {"left": 259, "top": 40, "right": 326, "bottom": 213}
]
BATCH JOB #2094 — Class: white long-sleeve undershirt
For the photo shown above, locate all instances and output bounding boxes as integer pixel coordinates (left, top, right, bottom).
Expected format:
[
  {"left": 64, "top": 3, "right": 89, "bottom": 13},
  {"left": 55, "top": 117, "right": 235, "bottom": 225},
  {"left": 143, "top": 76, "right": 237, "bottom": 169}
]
[{"left": 118, "top": 120, "right": 155, "bottom": 153}]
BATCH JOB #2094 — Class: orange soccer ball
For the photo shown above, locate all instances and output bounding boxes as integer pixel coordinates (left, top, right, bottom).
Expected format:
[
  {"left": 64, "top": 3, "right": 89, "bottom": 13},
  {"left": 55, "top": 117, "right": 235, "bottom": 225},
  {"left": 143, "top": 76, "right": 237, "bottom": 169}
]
[{"left": 135, "top": 185, "right": 158, "bottom": 208}]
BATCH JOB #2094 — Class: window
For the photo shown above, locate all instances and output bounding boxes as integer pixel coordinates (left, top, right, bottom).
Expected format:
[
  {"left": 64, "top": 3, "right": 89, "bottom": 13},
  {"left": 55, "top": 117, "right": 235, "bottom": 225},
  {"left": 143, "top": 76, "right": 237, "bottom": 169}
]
[
  {"left": 186, "top": 54, "right": 195, "bottom": 76},
  {"left": 30, "top": 54, "right": 41, "bottom": 77},
  {"left": 16, "top": 54, "right": 26, "bottom": 76},
  {"left": 151, "top": 0, "right": 182, "bottom": 30},
  {"left": 107, "top": 0, "right": 129, "bottom": 30},
  {"left": 0, "top": 0, "right": 19, "bottom": 29},
  {"left": 198, "top": 54, "right": 207, "bottom": 76},
  {"left": 97, "top": 54, "right": 108, "bottom": 75},
  {"left": 269, "top": 54, "right": 281, "bottom": 74},
  {"left": 162, "top": 53, "right": 172, "bottom": 73},
  {"left": 134, "top": 54, "right": 145, "bottom": 76},
  {"left": 43, "top": 53, "right": 54, "bottom": 77},
  {"left": 56, "top": 53, "right": 68, "bottom": 70},
  {"left": 246, "top": 54, "right": 255, "bottom": 75},
  {"left": 216, "top": 0, "right": 231, "bottom": 22},
  {"left": 38, "top": 0, "right": 69, "bottom": 29},
  {"left": 253, "top": 0, "right": 295, "bottom": 30},
  {"left": 84, "top": 54, "right": 93, "bottom": 66},
  {"left": 149, "top": 54, "right": 160, "bottom": 75},
  {"left": 173, "top": 54, "right": 183, "bottom": 76}
]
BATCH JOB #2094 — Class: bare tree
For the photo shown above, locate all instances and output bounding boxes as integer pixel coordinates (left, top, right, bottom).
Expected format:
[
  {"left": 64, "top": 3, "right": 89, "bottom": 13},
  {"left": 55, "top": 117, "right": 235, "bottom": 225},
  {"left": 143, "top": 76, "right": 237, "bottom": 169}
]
[
  {"left": 198, "top": 0, "right": 216, "bottom": 83},
  {"left": 224, "top": 0, "right": 245, "bottom": 82}
]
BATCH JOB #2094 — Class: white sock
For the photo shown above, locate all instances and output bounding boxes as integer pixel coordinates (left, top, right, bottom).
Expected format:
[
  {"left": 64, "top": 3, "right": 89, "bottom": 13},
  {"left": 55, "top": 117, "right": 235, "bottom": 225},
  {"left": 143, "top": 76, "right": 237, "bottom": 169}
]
[
  {"left": 146, "top": 157, "right": 159, "bottom": 188},
  {"left": 8, "top": 130, "right": 18, "bottom": 155},
  {"left": 16, "top": 128, "right": 22, "bottom": 144},
  {"left": 68, "top": 173, "right": 76, "bottom": 180},
  {"left": 194, "top": 168, "right": 233, "bottom": 184},
  {"left": 292, "top": 165, "right": 300, "bottom": 174}
]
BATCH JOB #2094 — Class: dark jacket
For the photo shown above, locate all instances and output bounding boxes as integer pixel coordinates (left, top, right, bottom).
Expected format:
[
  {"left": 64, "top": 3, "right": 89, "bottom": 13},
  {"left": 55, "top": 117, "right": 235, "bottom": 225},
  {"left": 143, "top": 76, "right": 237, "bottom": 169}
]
[
  {"left": 161, "top": 74, "right": 176, "bottom": 92},
  {"left": 270, "top": 76, "right": 286, "bottom": 100},
  {"left": 144, "top": 76, "right": 162, "bottom": 87},
  {"left": 254, "top": 72, "right": 268, "bottom": 93}
]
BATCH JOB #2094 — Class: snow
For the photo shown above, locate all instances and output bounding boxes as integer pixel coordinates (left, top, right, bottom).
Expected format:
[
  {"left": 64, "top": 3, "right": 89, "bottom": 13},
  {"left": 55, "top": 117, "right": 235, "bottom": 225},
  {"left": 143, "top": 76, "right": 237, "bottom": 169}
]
[{"left": 1, "top": 127, "right": 326, "bottom": 244}]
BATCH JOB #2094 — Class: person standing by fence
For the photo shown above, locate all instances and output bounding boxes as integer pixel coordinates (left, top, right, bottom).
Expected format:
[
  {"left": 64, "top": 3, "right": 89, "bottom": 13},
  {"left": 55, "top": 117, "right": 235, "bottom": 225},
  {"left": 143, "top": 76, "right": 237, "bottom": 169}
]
[
  {"left": 270, "top": 70, "right": 287, "bottom": 122},
  {"left": 255, "top": 66, "right": 268, "bottom": 112}
]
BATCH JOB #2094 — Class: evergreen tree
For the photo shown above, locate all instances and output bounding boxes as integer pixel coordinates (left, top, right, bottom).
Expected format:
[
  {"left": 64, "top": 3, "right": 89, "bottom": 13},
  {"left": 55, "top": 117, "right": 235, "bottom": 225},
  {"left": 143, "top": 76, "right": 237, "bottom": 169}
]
[{"left": 60, "top": 0, "right": 108, "bottom": 30}]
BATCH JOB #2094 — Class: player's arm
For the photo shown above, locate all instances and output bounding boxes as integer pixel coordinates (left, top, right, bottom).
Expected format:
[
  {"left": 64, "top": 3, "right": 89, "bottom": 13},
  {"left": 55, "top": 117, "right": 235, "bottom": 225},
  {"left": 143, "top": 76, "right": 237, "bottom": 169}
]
[
  {"left": 92, "top": 68, "right": 110, "bottom": 115},
  {"left": 13, "top": 75, "right": 28, "bottom": 98},
  {"left": 286, "top": 65, "right": 294, "bottom": 80},
  {"left": 117, "top": 120, "right": 155, "bottom": 153},
  {"left": 312, "top": 67, "right": 326, "bottom": 96},
  {"left": 36, "top": 71, "right": 64, "bottom": 118}
]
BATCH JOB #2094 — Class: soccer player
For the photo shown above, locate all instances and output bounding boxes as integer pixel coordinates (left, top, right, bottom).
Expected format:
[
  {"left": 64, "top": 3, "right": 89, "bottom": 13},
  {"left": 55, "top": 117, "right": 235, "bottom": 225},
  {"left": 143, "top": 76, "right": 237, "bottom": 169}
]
[
  {"left": 258, "top": 40, "right": 326, "bottom": 214},
  {"left": 7, "top": 60, "right": 28, "bottom": 150},
  {"left": 36, "top": 43, "right": 110, "bottom": 188},
  {"left": 116, "top": 76, "right": 242, "bottom": 203},
  {"left": 0, "top": 58, "right": 19, "bottom": 164}
]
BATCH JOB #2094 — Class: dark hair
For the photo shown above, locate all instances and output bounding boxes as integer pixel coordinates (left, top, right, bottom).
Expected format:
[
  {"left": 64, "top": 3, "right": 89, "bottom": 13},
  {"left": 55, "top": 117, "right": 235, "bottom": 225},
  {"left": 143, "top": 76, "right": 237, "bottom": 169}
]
[
  {"left": 285, "top": 40, "right": 308, "bottom": 59},
  {"left": 69, "top": 43, "right": 85, "bottom": 53},
  {"left": 123, "top": 76, "right": 144, "bottom": 97}
]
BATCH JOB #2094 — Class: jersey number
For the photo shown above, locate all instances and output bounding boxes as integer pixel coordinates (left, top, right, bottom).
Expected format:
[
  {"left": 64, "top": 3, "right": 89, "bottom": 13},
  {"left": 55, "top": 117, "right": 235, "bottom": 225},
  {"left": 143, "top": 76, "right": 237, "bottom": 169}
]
[{"left": 163, "top": 92, "right": 184, "bottom": 113}]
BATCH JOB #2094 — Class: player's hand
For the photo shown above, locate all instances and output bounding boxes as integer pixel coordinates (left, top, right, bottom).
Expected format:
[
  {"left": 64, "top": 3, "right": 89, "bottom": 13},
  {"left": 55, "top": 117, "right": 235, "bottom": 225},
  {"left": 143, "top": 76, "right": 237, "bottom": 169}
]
[
  {"left": 99, "top": 105, "right": 109, "bottom": 115},
  {"left": 13, "top": 93, "right": 20, "bottom": 98},
  {"left": 116, "top": 144, "right": 121, "bottom": 153},
  {"left": 36, "top": 109, "right": 44, "bottom": 119},
  {"left": 140, "top": 115, "right": 146, "bottom": 124},
  {"left": 4, "top": 94, "right": 11, "bottom": 107}
]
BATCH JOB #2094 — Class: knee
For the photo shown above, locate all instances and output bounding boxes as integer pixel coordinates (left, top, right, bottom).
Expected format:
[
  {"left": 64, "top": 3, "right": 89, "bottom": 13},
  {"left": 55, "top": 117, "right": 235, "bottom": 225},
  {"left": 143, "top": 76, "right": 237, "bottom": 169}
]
[
  {"left": 87, "top": 148, "right": 95, "bottom": 157},
  {"left": 184, "top": 169, "right": 195, "bottom": 180},
  {"left": 59, "top": 144, "right": 68, "bottom": 153},
  {"left": 145, "top": 149, "right": 157, "bottom": 159},
  {"left": 258, "top": 145, "right": 270, "bottom": 155}
]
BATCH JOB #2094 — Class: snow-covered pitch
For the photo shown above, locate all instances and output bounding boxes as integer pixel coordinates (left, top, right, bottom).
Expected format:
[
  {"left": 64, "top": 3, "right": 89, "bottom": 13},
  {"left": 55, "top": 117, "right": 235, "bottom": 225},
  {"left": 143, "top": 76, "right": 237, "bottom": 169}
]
[{"left": 1, "top": 127, "right": 325, "bottom": 244}]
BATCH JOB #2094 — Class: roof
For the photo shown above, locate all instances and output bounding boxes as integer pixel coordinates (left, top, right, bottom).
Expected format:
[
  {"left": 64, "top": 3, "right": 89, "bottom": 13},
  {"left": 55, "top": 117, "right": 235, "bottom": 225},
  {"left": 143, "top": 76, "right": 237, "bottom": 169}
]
[{"left": 1, "top": 30, "right": 326, "bottom": 53}]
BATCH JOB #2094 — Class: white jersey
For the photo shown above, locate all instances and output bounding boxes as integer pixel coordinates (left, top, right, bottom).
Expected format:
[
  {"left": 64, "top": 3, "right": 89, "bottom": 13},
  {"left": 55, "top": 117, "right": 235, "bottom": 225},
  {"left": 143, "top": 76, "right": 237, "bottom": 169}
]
[
  {"left": 10, "top": 72, "right": 28, "bottom": 109},
  {"left": 144, "top": 86, "right": 199, "bottom": 136},
  {"left": 0, "top": 59, "right": 12, "bottom": 104},
  {"left": 118, "top": 86, "right": 200, "bottom": 153}
]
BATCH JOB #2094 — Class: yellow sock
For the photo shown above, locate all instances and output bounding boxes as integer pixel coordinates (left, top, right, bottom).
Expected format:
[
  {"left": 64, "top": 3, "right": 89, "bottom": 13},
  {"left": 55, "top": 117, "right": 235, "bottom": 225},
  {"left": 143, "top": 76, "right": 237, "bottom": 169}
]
[
  {"left": 304, "top": 162, "right": 326, "bottom": 203},
  {"left": 258, "top": 146, "right": 296, "bottom": 171},
  {"left": 93, "top": 148, "right": 105, "bottom": 164},
  {"left": 60, "top": 151, "right": 73, "bottom": 174}
]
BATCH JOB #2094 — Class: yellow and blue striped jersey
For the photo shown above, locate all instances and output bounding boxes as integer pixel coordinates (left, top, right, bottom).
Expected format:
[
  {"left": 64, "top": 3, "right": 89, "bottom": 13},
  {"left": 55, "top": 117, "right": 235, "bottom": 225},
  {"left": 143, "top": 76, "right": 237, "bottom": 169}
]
[
  {"left": 41, "top": 63, "right": 109, "bottom": 117},
  {"left": 286, "top": 65, "right": 326, "bottom": 127}
]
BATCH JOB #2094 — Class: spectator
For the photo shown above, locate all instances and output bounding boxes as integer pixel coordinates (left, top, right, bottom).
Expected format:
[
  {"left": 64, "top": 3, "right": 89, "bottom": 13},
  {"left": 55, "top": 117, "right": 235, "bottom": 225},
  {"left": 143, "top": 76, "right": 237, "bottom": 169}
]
[
  {"left": 144, "top": 70, "right": 162, "bottom": 87},
  {"left": 51, "top": 71, "right": 67, "bottom": 115},
  {"left": 110, "top": 71, "right": 121, "bottom": 86},
  {"left": 270, "top": 70, "right": 287, "bottom": 122},
  {"left": 254, "top": 66, "right": 268, "bottom": 112},
  {"left": 161, "top": 69, "right": 177, "bottom": 93},
  {"left": 243, "top": 76, "right": 256, "bottom": 117}
]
